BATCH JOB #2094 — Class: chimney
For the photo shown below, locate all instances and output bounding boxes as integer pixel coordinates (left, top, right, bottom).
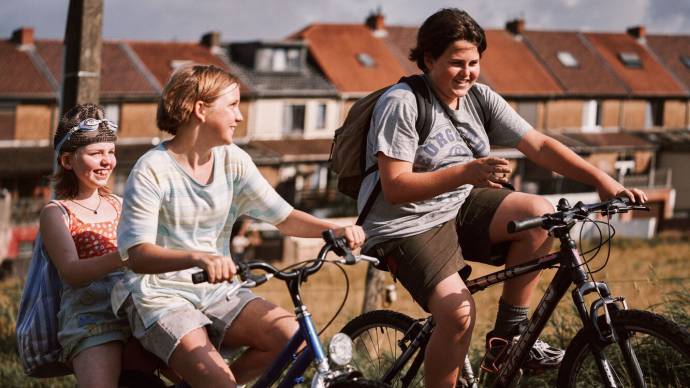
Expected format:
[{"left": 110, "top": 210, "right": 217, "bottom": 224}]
[
  {"left": 626, "top": 25, "right": 646, "bottom": 41},
  {"left": 365, "top": 8, "right": 387, "bottom": 37},
  {"left": 201, "top": 31, "right": 221, "bottom": 53},
  {"left": 11, "top": 27, "right": 34, "bottom": 46},
  {"left": 506, "top": 18, "right": 525, "bottom": 35}
]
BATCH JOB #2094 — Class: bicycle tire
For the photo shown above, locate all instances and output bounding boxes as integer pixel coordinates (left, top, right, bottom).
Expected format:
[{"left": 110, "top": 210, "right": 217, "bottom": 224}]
[
  {"left": 557, "top": 309, "right": 690, "bottom": 387},
  {"left": 340, "top": 310, "right": 425, "bottom": 388}
]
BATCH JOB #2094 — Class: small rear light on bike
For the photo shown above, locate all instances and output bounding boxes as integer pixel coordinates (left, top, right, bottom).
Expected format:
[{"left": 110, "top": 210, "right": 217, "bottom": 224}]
[{"left": 328, "top": 333, "right": 353, "bottom": 366}]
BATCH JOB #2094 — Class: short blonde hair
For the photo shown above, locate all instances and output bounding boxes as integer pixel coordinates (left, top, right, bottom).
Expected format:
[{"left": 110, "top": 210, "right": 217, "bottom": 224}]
[{"left": 156, "top": 64, "right": 238, "bottom": 134}]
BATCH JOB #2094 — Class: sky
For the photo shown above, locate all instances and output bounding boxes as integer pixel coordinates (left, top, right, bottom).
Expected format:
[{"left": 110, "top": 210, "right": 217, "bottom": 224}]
[{"left": 1, "top": 0, "right": 689, "bottom": 43}]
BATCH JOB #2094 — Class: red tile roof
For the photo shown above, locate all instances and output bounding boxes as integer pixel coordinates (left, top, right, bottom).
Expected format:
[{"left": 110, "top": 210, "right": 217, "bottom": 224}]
[
  {"left": 34, "top": 41, "right": 158, "bottom": 98},
  {"left": 292, "top": 24, "right": 408, "bottom": 93},
  {"left": 522, "top": 31, "right": 628, "bottom": 96},
  {"left": 584, "top": 33, "right": 686, "bottom": 96},
  {"left": 646, "top": 34, "right": 690, "bottom": 92},
  {"left": 383, "top": 26, "right": 420, "bottom": 76},
  {"left": 127, "top": 41, "right": 231, "bottom": 88},
  {"left": 480, "top": 30, "right": 563, "bottom": 96},
  {"left": 0, "top": 40, "right": 55, "bottom": 98}
]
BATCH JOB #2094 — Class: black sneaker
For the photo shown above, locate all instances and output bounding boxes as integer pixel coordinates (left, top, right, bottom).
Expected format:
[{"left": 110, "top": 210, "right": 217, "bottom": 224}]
[{"left": 480, "top": 331, "right": 564, "bottom": 374}]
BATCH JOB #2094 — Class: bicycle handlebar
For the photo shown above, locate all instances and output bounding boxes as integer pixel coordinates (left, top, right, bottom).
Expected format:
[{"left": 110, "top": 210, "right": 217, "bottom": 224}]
[
  {"left": 507, "top": 197, "right": 649, "bottom": 234},
  {"left": 191, "top": 230, "right": 379, "bottom": 285}
]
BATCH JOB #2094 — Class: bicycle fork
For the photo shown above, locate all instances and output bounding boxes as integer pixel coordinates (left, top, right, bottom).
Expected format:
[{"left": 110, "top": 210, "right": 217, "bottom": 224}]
[{"left": 569, "top": 248, "right": 645, "bottom": 387}]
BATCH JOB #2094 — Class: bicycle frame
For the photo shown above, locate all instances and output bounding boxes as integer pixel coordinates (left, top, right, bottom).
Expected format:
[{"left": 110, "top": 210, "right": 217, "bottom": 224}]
[
  {"left": 246, "top": 235, "right": 363, "bottom": 388},
  {"left": 385, "top": 228, "right": 633, "bottom": 387},
  {"left": 253, "top": 279, "right": 328, "bottom": 388}
]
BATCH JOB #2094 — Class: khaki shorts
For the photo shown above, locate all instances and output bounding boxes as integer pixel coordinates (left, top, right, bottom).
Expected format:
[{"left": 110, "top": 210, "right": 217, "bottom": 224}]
[
  {"left": 122, "top": 288, "right": 260, "bottom": 364},
  {"left": 368, "top": 187, "right": 512, "bottom": 311}
]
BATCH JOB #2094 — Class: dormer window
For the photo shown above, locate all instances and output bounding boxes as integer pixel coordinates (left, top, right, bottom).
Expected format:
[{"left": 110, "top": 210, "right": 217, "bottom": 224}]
[
  {"left": 680, "top": 54, "right": 690, "bottom": 69},
  {"left": 618, "top": 52, "right": 642, "bottom": 68},
  {"left": 356, "top": 52, "right": 376, "bottom": 68},
  {"left": 256, "top": 47, "right": 302, "bottom": 72},
  {"left": 557, "top": 51, "right": 579, "bottom": 68}
]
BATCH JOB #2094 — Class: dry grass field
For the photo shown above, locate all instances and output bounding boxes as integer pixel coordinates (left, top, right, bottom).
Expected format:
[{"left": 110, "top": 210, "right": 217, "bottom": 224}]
[{"left": 1, "top": 234, "right": 688, "bottom": 386}]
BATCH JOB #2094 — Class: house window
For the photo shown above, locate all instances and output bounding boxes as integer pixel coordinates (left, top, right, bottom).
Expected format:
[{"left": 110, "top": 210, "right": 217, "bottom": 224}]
[
  {"left": 645, "top": 100, "right": 664, "bottom": 128},
  {"left": 516, "top": 101, "right": 538, "bottom": 128},
  {"left": 272, "top": 49, "right": 287, "bottom": 71},
  {"left": 283, "top": 104, "right": 305, "bottom": 133},
  {"left": 356, "top": 52, "right": 376, "bottom": 68},
  {"left": 286, "top": 49, "right": 301, "bottom": 71},
  {"left": 0, "top": 105, "right": 15, "bottom": 140},
  {"left": 256, "top": 48, "right": 302, "bottom": 72},
  {"left": 618, "top": 52, "right": 642, "bottom": 68},
  {"left": 315, "top": 103, "right": 327, "bottom": 130},
  {"left": 582, "top": 100, "right": 602, "bottom": 131},
  {"left": 256, "top": 48, "right": 272, "bottom": 71},
  {"left": 103, "top": 103, "right": 120, "bottom": 125},
  {"left": 680, "top": 54, "right": 690, "bottom": 69},
  {"left": 557, "top": 51, "right": 579, "bottom": 68}
]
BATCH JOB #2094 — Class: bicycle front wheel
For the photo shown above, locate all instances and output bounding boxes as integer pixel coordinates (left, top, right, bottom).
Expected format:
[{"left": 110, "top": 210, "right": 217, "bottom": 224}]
[
  {"left": 557, "top": 309, "right": 690, "bottom": 387},
  {"left": 340, "top": 310, "right": 425, "bottom": 388}
]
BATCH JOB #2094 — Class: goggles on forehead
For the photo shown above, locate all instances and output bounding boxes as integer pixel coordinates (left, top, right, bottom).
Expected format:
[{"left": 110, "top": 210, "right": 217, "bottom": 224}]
[{"left": 54, "top": 118, "right": 118, "bottom": 154}]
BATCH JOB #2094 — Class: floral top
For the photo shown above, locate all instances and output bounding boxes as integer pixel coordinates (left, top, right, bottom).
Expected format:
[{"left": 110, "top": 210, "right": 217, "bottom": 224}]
[{"left": 63, "top": 195, "right": 120, "bottom": 259}]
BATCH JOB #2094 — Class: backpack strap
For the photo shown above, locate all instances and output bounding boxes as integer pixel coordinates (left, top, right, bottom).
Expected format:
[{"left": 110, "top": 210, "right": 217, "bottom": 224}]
[
  {"left": 468, "top": 85, "right": 490, "bottom": 129},
  {"left": 356, "top": 74, "right": 434, "bottom": 226}
]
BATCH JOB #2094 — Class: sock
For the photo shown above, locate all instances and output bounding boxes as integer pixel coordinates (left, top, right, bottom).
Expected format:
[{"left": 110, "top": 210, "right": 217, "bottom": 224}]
[{"left": 491, "top": 298, "right": 529, "bottom": 339}]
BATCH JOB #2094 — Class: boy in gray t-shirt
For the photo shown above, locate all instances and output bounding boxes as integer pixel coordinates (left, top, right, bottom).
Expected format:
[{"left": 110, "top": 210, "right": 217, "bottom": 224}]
[
  {"left": 360, "top": 80, "right": 528, "bottom": 250},
  {"left": 360, "top": 9, "right": 647, "bottom": 386}
]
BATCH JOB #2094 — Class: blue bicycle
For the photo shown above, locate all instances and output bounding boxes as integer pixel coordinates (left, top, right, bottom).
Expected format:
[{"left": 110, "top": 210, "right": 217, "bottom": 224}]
[{"left": 189, "top": 230, "right": 389, "bottom": 388}]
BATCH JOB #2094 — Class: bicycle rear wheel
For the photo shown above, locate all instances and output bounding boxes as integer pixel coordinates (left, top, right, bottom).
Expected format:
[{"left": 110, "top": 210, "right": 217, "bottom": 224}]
[
  {"left": 340, "top": 310, "right": 425, "bottom": 388},
  {"left": 557, "top": 309, "right": 690, "bottom": 387}
]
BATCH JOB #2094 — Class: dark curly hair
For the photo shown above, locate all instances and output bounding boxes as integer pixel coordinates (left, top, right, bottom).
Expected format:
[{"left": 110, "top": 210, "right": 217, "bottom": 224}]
[
  {"left": 409, "top": 8, "right": 487, "bottom": 73},
  {"left": 52, "top": 103, "right": 117, "bottom": 199}
]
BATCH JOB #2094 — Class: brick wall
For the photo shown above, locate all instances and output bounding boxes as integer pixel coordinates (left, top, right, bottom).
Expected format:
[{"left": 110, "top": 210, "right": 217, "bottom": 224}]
[
  {"left": 620, "top": 100, "right": 647, "bottom": 129},
  {"left": 0, "top": 106, "right": 15, "bottom": 140},
  {"left": 119, "top": 102, "right": 159, "bottom": 138},
  {"left": 15, "top": 103, "right": 55, "bottom": 140},
  {"left": 663, "top": 99, "right": 687, "bottom": 129},
  {"left": 545, "top": 99, "right": 583, "bottom": 131},
  {"left": 586, "top": 152, "right": 618, "bottom": 175},
  {"left": 600, "top": 100, "right": 622, "bottom": 128}
]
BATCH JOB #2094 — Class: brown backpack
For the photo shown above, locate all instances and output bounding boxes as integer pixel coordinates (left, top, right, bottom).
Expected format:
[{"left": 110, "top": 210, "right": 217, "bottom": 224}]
[
  {"left": 329, "top": 75, "right": 488, "bottom": 225},
  {"left": 329, "top": 75, "right": 433, "bottom": 201}
]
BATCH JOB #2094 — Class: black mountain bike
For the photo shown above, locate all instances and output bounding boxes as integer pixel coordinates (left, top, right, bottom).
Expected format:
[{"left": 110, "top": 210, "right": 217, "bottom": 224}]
[{"left": 341, "top": 197, "right": 690, "bottom": 387}]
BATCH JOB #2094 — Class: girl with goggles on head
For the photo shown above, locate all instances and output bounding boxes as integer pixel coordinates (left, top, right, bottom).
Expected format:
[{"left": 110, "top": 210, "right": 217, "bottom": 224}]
[{"left": 40, "top": 104, "right": 159, "bottom": 387}]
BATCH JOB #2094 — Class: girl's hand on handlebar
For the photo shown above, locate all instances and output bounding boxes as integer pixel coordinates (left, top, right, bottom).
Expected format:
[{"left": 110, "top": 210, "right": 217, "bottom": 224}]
[
  {"left": 614, "top": 187, "right": 647, "bottom": 205},
  {"left": 332, "top": 225, "right": 366, "bottom": 250},
  {"left": 191, "top": 253, "right": 236, "bottom": 283},
  {"left": 597, "top": 179, "right": 648, "bottom": 204}
]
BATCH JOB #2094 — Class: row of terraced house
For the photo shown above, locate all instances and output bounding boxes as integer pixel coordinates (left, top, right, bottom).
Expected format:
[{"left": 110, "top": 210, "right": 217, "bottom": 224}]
[{"left": 1, "top": 11, "right": 690, "bottom": 258}]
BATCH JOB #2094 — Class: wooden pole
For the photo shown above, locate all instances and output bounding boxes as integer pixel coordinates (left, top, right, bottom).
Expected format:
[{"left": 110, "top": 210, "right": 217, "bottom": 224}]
[
  {"left": 362, "top": 263, "right": 386, "bottom": 312},
  {"left": 61, "top": 0, "right": 103, "bottom": 115}
]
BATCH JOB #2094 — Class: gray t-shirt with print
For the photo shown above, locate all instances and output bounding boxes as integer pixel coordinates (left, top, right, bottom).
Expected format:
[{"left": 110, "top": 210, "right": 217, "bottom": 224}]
[{"left": 358, "top": 80, "right": 531, "bottom": 250}]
